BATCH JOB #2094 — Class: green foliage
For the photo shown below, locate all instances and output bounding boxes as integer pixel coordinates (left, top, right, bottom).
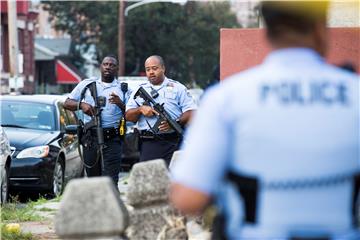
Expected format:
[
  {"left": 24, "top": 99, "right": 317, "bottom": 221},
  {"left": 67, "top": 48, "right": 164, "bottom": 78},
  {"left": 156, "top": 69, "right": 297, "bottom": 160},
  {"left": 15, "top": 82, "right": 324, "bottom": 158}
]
[
  {"left": 42, "top": 1, "right": 239, "bottom": 87},
  {"left": 42, "top": 1, "right": 119, "bottom": 72},
  {"left": 0, "top": 196, "right": 61, "bottom": 240}
]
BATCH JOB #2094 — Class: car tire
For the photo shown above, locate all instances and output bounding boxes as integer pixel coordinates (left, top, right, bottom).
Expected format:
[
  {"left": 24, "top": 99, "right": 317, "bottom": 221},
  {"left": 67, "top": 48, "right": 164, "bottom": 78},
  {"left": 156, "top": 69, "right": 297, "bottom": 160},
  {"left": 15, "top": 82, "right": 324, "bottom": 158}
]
[
  {"left": 1, "top": 166, "right": 9, "bottom": 204},
  {"left": 52, "top": 160, "right": 64, "bottom": 197}
]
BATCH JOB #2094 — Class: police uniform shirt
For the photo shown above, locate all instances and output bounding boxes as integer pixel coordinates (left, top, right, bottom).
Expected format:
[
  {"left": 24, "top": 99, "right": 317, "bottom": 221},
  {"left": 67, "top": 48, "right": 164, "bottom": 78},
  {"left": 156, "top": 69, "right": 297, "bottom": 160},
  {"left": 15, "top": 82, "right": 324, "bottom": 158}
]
[
  {"left": 68, "top": 78, "right": 128, "bottom": 128},
  {"left": 126, "top": 77, "right": 197, "bottom": 131},
  {"left": 172, "top": 48, "right": 360, "bottom": 239}
]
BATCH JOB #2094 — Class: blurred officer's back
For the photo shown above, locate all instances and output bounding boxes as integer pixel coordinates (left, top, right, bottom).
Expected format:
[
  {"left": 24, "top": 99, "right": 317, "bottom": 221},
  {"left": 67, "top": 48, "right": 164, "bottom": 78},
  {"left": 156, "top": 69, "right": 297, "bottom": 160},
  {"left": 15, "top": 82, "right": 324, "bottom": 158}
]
[{"left": 170, "top": 1, "right": 360, "bottom": 239}]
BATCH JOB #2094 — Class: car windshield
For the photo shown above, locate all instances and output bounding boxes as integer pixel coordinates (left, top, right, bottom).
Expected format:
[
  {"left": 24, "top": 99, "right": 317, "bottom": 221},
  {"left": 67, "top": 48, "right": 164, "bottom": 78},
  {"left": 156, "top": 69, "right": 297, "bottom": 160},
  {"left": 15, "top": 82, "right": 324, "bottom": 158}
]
[{"left": 0, "top": 101, "right": 55, "bottom": 131}]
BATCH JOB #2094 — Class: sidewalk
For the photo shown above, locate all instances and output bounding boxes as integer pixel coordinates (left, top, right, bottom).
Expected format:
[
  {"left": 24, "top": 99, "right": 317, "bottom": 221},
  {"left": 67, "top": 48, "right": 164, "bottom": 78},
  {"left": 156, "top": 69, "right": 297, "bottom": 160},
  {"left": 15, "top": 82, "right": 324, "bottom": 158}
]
[{"left": 16, "top": 172, "right": 211, "bottom": 240}]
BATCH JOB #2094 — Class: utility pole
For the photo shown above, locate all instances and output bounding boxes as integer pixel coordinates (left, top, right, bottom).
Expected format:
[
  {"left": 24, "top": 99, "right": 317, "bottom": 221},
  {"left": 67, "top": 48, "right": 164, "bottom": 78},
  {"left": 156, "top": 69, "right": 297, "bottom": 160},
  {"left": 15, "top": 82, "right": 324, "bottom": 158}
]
[
  {"left": 118, "top": 0, "right": 126, "bottom": 76},
  {"left": 7, "top": 0, "right": 20, "bottom": 93}
]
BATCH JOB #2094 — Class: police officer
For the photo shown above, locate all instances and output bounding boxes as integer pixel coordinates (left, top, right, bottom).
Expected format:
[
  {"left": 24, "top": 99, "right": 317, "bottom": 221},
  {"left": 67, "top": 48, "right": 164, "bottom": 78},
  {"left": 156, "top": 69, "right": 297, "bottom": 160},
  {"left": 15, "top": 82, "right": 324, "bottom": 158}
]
[
  {"left": 126, "top": 55, "right": 196, "bottom": 165},
  {"left": 64, "top": 55, "right": 126, "bottom": 185},
  {"left": 170, "top": 1, "right": 359, "bottom": 239}
]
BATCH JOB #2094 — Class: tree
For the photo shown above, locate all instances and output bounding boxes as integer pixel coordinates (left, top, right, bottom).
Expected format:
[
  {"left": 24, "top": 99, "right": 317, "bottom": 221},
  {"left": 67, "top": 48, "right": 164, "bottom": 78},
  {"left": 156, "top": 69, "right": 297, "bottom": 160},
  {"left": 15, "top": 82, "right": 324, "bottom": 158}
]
[
  {"left": 42, "top": 1, "right": 239, "bottom": 87},
  {"left": 42, "top": 1, "right": 118, "bottom": 71}
]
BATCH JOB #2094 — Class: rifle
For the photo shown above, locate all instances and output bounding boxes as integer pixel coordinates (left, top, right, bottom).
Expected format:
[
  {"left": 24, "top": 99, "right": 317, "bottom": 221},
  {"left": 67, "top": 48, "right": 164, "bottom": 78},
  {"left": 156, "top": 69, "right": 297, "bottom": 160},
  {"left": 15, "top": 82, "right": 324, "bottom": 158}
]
[
  {"left": 87, "top": 82, "right": 106, "bottom": 146},
  {"left": 134, "top": 86, "right": 183, "bottom": 136},
  {"left": 76, "top": 81, "right": 106, "bottom": 169}
]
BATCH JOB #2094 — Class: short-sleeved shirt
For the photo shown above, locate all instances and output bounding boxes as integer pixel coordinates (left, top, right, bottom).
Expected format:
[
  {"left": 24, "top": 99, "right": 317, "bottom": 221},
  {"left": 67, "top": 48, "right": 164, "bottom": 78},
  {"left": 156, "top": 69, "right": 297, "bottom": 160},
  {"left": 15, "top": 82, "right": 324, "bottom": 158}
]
[
  {"left": 68, "top": 78, "right": 128, "bottom": 128},
  {"left": 126, "top": 77, "right": 196, "bottom": 131},
  {"left": 172, "top": 48, "right": 360, "bottom": 239}
]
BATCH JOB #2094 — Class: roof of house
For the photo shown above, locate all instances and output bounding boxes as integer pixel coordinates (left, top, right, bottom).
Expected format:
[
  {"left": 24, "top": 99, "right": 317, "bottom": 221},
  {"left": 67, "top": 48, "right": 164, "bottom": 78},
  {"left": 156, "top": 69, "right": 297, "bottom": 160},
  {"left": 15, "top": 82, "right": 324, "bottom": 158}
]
[{"left": 35, "top": 37, "right": 71, "bottom": 61}]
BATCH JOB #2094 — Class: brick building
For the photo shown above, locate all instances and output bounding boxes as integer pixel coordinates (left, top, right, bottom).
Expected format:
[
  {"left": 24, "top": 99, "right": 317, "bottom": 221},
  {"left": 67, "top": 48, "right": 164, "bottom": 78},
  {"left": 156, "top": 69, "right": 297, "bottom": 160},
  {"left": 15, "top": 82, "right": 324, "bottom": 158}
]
[{"left": 1, "top": 1, "right": 38, "bottom": 94}]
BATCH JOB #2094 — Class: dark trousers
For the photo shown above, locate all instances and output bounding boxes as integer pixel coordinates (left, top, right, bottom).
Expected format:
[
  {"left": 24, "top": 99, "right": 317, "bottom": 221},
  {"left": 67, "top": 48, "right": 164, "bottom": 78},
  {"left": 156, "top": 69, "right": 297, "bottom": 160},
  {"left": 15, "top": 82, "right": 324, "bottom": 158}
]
[
  {"left": 139, "top": 138, "right": 180, "bottom": 165},
  {"left": 83, "top": 136, "right": 122, "bottom": 185}
]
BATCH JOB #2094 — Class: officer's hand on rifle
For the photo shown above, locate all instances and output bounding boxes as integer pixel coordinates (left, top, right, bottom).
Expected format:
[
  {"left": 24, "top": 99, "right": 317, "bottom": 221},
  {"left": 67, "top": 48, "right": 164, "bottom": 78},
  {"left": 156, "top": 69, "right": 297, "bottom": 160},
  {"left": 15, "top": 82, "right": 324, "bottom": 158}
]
[
  {"left": 140, "top": 105, "right": 159, "bottom": 117},
  {"left": 109, "top": 92, "right": 125, "bottom": 110},
  {"left": 80, "top": 102, "right": 95, "bottom": 116},
  {"left": 158, "top": 120, "right": 171, "bottom": 132}
]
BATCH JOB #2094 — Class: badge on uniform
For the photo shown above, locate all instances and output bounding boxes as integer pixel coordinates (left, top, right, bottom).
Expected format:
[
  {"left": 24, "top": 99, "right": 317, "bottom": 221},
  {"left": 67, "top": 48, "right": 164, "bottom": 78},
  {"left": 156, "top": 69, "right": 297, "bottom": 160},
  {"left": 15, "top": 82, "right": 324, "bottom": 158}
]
[
  {"left": 166, "top": 83, "right": 175, "bottom": 92},
  {"left": 166, "top": 86, "right": 174, "bottom": 92}
]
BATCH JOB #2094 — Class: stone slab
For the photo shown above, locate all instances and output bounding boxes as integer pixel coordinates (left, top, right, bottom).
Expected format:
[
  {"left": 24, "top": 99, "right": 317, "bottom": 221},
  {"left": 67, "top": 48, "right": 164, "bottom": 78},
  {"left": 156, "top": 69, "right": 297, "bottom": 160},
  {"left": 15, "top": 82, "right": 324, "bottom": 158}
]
[
  {"left": 55, "top": 177, "right": 129, "bottom": 239},
  {"left": 126, "top": 204, "right": 186, "bottom": 240},
  {"left": 126, "top": 159, "right": 170, "bottom": 206}
]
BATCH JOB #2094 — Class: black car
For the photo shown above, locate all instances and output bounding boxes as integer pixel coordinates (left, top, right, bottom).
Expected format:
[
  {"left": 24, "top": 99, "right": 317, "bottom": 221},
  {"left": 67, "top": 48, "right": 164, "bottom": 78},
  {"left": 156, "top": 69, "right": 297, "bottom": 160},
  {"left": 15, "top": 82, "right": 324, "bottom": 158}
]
[{"left": 0, "top": 95, "right": 83, "bottom": 196}]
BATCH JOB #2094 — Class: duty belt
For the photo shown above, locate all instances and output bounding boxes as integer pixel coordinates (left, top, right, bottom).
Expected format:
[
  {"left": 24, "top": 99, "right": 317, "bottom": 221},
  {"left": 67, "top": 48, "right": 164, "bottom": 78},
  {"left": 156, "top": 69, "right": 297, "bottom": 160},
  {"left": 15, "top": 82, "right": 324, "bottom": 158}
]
[
  {"left": 227, "top": 170, "right": 360, "bottom": 225},
  {"left": 92, "top": 127, "right": 119, "bottom": 140},
  {"left": 139, "top": 130, "right": 179, "bottom": 141}
]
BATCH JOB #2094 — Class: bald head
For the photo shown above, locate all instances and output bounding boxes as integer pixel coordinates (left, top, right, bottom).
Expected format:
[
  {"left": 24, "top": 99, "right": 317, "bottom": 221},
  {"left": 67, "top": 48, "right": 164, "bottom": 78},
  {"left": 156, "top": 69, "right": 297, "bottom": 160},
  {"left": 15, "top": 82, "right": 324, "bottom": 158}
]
[
  {"left": 145, "top": 55, "right": 166, "bottom": 85},
  {"left": 145, "top": 55, "right": 165, "bottom": 67}
]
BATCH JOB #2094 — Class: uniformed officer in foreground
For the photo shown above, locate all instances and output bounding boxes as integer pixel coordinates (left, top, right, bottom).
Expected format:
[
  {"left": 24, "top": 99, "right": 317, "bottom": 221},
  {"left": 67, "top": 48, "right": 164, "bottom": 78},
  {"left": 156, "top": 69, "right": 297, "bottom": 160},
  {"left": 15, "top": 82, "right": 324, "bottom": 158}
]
[
  {"left": 171, "top": 1, "right": 360, "bottom": 239},
  {"left": 125, "top": 55, "right": 196, "bottom": 165},
  {"left": 64, "top": 55, "right": 126, "bottom": 185}
]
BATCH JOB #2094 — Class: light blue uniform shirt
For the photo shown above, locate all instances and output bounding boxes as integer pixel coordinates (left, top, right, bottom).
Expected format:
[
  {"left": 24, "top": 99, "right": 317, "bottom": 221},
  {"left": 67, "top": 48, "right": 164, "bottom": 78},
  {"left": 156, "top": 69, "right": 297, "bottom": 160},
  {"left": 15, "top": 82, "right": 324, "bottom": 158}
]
[
  {"left": 172, "top": 48, "right": 360, "bottom": 239},
  {"left": 126, "top": 77, "right": 196, "bottom": 131},
  {"left": 68, "top": 78, "right": 128, "bottom": 128}
]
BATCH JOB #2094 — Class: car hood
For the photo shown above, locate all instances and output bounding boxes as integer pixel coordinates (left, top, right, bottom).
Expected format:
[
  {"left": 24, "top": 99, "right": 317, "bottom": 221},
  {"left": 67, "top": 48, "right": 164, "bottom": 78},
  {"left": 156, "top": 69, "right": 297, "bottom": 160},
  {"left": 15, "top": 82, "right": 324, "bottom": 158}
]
[{"left": 4, "top": 127, "right": 60, "bottom": 150}]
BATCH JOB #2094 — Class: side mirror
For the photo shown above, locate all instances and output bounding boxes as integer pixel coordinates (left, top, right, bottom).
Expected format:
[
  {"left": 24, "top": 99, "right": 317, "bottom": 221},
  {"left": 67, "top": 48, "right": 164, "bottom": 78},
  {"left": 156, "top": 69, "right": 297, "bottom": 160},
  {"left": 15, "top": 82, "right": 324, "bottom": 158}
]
[{"left": 65, "top": 125, "right": 78, "bottom": 135}]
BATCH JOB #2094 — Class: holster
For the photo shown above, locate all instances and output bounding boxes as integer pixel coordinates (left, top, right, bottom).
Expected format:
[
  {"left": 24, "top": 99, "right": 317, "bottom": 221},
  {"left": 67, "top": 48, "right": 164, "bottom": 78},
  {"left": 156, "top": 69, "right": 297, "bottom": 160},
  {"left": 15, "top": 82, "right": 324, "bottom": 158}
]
[{"left": 81, "top": 121, "right": 98, "bottom": 149}]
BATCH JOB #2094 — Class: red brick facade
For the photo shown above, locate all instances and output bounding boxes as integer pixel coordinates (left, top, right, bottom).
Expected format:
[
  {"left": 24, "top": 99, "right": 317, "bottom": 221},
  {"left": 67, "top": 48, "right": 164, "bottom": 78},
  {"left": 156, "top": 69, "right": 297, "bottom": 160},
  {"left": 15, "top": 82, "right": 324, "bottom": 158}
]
[{"left": 1, "top": 1, "right": 37, "bottom": 94}]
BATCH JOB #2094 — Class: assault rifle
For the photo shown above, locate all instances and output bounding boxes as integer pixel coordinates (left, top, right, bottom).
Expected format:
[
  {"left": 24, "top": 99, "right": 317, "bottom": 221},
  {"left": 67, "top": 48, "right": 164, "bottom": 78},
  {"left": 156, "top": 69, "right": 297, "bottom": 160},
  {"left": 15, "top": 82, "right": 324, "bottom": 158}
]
[
  {"left": 134, "top": 86, "right": 183, "bottom": 136},
  {"left": 67, "top": 81, "right": 106, "bottom": 170},
  {"left": 86, "top": 82, "right": 106, "bottom": 146}
]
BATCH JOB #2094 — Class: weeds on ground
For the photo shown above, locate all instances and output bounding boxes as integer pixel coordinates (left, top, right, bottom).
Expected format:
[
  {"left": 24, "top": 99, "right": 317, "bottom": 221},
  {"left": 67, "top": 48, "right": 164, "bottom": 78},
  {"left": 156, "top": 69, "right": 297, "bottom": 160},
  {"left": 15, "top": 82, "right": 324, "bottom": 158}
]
[
  {"left": 50, "top": 195, "right": 62, "bottom": 202},
  {"left": 0, "top": 196, "right": 44, "bottom": 222},
  {"left": 1, "top": 224, "right": 38, "bottom": 240}
]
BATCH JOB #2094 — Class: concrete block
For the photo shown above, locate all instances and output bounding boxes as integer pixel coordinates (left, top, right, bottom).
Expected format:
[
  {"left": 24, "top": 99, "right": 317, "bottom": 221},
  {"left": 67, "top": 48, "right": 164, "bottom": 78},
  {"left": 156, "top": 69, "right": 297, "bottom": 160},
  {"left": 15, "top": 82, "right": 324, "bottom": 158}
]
[
  {"left": 55, "top": 177, "right": 129, "bottom": 239},
  {"left": 126, "top": 159, "right": 170, "bottom": 206},
  {"left": 126, "top": 204, "right": 186, "bottom": 240}
]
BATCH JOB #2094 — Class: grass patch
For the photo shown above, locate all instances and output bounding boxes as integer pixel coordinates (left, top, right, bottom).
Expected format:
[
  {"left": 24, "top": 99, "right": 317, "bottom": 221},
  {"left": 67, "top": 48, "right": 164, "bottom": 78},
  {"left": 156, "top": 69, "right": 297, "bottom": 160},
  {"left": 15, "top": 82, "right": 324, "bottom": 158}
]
[
  {"left": 50, "top": 195, "right": 62, "bottom": 203},
  {"left": 1, "top": 196, "right": 44, "bottom": 222},
  {"left": 1, "top": 224, "right": 38, "bottom": 240}
]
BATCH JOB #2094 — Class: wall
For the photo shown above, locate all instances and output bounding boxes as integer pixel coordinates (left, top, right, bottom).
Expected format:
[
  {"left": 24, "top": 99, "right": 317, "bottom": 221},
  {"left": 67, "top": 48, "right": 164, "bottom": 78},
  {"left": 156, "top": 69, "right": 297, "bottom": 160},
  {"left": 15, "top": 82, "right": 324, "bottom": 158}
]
[{"left": 220, "top": 28, "right": 360, "bottom": 80}]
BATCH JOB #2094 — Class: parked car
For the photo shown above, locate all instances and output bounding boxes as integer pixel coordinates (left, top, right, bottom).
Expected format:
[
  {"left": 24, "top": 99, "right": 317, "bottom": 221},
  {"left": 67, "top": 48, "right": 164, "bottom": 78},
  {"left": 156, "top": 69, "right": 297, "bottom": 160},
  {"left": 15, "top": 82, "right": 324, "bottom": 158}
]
[
  {"left": 0, "top": 95, "right": 84, "bottom": 196},
  {"left": 0, "top": 126, "right": 12, "bottom": 204}
]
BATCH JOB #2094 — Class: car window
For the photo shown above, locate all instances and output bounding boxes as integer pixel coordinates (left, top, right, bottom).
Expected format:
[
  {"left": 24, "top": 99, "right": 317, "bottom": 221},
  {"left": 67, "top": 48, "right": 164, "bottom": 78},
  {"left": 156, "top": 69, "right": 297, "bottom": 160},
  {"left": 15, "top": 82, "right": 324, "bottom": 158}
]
[{"left": 1, "top": 101, "right": 55, "bottom": 131}]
